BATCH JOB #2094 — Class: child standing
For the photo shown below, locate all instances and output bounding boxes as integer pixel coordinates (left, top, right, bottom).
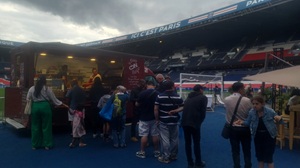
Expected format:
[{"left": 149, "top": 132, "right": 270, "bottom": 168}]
[
  {"left": 69, "top": 105, "right": 87, "bottom": 148},
  {"left": 98, "top": 89, "right": 112, "bottom": 142},
  {"left": 111, "top": 85, "right": 129, "bottom": 148},
  {"left": 235, "top": 95, "right": 283, "bottom": 168}
]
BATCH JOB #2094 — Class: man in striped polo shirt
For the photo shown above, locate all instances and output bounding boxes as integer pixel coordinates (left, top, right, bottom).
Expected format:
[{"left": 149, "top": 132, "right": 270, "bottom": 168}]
[{"left": 154, "top": 80, "right": 184, "bottom": 164}]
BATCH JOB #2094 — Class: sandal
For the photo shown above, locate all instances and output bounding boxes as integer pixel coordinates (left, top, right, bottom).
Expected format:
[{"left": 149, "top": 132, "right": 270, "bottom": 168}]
[
  {"left": 69, "top": 143, "right": 75, "bottom": 148},
  {"left": 79, "top": 143, "right": 87, "bottom": 147}
]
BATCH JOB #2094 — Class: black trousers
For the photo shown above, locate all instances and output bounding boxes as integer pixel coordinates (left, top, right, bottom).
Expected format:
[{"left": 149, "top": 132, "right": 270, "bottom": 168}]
[
  {"left": 229, "top": 127, "right": 252, "bottom": 168},
  {"left": 90, "top": 103, "right": 101, "bottom": 134},
  {"left": 130, "top": 110, "right": 139, "bottom": 137},
  {"left": 183, "top": 126, "right": 202, "bottom": 165}
]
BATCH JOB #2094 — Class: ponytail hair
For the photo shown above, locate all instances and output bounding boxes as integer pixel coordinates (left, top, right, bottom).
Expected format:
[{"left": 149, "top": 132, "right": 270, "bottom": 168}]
[{"left": 34, "top": 75, "right": 47, "bottom": 97}]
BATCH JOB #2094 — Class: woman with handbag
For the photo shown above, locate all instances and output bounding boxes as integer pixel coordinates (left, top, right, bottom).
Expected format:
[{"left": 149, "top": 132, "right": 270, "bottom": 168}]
[{"left": 27, "top": 75, "right": 68, "bottom": 150}]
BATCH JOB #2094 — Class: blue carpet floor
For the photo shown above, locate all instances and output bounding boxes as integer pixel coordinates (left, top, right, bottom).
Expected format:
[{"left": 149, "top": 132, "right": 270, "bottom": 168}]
[{"left": 0, "top": 105, "right": 299, "bottom": 168}]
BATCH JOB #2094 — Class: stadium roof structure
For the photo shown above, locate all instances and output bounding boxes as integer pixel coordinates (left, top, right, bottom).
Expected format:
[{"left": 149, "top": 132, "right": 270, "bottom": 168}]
[
  {"left": 10, "top": 41, "right": 155, "bottom": 59},
  {"left": 79, "top": 0, "right": 300, "bottom": 57},
  {"left": 0, "top": 39, "right": 24, "bottom": 48}
]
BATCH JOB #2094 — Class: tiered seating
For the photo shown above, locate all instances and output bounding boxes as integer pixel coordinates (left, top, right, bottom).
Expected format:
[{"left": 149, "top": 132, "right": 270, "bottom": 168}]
[
  {"left": 147, "top": 59, "right": 162, "bottom": 70},
  {"left": 168, "top": 71, "right": 181, "bottom": 82},
  {"left": 171, "top": 52, "right": 183, "bottom": 59},
  {"left": 148, "top": 32, "right": 300, "bottom": 74},
  {"left": 202, "top": 45, "right": 235, "bottom": 66},
  {"left": 240, "top": 43, "right": 295, "bottom": 62},
  {"left": 155, "top": 61, "right": 169, "bottom": 71},
  {"left": 167, "top": 58, "right": 183, "bottom": 66},
  {"left": 210, "top": 53, "right": 226, "bottom": 65},
  {"left": 226, "top": 49, "right": 248, "bottom": 64},
  {"left": 223, "top": 69, "right": 260, "bottom": 81},
  {"left": 187, "top": 56, "right": 202, "bottom": 67},
  {"left": 224, "top": 74, "right": 246, "bottom": 81}
]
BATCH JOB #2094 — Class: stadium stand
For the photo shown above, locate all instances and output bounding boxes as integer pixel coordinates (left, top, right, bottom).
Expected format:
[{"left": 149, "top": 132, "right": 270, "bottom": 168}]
[
  {"left": 146, "top": 29, "right": 300, "bottom": 79},
  {"left": 187, "top": 56, "right": 202, "bottom": 68},
  {"left": 241, "top": 42, "right": 296, "bottom": 62},
  {"left": 223, "top": 68, "right": 260, "bottom": 81}
]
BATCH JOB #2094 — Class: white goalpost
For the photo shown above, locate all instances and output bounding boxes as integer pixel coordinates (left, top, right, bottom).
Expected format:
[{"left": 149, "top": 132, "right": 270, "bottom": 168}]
[{"left": 178, "top": 73, "right": 224, "bottom": 111}]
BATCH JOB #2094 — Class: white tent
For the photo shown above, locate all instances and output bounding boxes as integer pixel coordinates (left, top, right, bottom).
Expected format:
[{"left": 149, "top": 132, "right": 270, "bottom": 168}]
[{"left": 243, "top": 65, "right": 300, "bottom": 88}]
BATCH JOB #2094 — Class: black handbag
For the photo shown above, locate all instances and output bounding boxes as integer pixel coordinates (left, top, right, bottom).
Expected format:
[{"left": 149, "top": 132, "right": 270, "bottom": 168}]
[
  {"left": 221, "top": 123, "right": 231, "bottom": 139},
  {"left": 221, "top": 96, "right": 242, "bottom": 139}
]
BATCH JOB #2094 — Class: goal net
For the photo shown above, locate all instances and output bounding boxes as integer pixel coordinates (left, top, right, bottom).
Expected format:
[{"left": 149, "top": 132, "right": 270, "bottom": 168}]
[{"left": 178, "top": 73, "right": 224, "bottom": 111}]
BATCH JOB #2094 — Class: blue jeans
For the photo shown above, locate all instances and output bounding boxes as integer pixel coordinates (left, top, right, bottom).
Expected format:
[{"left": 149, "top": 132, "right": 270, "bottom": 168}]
[
  {"left": 158, "top": 122, "right": 179, "bottom": 159},
  {"left": 111, "top": 115, "right": 126, "bottom": 146}
]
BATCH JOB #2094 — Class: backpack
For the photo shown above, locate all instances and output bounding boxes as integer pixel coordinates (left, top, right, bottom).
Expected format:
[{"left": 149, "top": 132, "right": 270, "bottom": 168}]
[{"left": 113, "top": 95, "right": 123, "bottom": 118}]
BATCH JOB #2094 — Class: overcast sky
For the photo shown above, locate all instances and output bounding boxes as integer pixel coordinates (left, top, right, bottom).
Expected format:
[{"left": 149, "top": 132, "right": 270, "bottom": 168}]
[{"left": 0, "top": 0, "right": 242, "bottom": 44}]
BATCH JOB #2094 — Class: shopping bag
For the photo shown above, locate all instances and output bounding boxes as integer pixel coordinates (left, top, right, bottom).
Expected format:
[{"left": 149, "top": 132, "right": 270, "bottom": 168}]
[
  {"left": 221, "top": 123, "right": 231, "bottom": 139},
  {"left": 24, "top": 100, "right": 32, "bottom": 115},
  {"left": 99, "top": 98, "right": 114, "bottom": 121}
]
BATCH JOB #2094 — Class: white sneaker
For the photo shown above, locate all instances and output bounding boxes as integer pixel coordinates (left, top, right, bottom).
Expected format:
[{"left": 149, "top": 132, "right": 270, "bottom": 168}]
[
  {"left": 136, "top": 151, "right": 146, "bottom": 158},
  {"left": 158, "top": 156, "right": 170, "bottom": 163},
  {"left": 154, "top": 151, "right": 160, "bottom": 158}
]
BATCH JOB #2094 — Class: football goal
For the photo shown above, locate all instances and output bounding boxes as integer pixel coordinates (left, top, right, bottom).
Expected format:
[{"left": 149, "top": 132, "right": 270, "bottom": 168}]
[{"left": 178, "top": 73, "right": 224, "bottom": 111}]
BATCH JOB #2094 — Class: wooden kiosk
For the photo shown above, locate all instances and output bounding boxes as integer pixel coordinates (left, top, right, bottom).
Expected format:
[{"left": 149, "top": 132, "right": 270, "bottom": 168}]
[{"left": 5, "top": 42, "right": 155, "bottom": 129}]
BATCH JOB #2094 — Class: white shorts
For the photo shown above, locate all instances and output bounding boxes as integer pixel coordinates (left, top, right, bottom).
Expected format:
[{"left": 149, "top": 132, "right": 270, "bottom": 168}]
[{"left": 138, "top": 120, "right": 159, "bottom": 137}]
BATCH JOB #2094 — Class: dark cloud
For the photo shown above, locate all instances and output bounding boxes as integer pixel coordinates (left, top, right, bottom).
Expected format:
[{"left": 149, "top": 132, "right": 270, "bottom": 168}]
[
  {"left": 1, "top": 0, "right": 241, "bottom": 43},
  {"left": 5, "top": 0, "right": 139, "bottom": 34},
  {"left": 3, "top": 0, "right": 240, "bottom": 35}
]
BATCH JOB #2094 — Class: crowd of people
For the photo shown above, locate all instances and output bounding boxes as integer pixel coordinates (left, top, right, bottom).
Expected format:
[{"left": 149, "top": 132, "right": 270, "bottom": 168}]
[{"left": 26, "top": 71, "right": 299, "bottom": 168}]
